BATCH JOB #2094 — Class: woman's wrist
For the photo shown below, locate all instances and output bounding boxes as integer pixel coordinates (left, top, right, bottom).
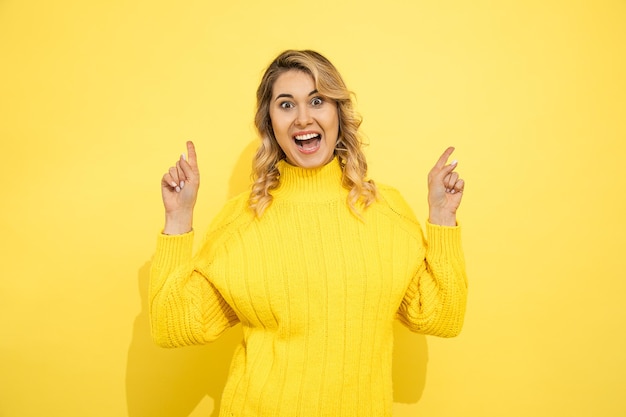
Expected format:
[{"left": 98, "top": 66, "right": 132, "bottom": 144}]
[
  {"left": 163, "top": 210, "right": 193, "bottom": 235},
  {"left": 428, "top": 210, "right": 457, "bottom": 227}
]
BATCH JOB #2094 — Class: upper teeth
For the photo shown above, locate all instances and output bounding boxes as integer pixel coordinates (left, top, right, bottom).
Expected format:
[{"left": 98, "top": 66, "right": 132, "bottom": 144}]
[{"left": 294, "top": 133, "right": 319, "bottom": 140}]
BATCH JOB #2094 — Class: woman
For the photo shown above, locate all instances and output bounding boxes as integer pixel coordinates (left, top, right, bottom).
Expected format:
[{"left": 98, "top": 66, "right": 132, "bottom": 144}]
[{"left": 151, "top": 50, "right": 467, "bottom": 417}]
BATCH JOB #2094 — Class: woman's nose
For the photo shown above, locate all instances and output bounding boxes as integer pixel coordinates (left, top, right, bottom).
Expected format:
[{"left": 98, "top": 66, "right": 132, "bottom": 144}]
[{"left": 295, "top": 107, "right": 312, "bottom": 127}]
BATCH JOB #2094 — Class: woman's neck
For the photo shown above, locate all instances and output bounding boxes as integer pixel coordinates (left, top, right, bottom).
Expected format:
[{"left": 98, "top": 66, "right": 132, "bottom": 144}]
[{"left": 272, "top": 157, "right": 346, "bottom": 202}]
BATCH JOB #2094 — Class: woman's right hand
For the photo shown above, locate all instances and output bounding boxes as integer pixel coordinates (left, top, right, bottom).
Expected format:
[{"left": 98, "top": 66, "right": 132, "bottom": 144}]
[{"left": 160, "top": 141, "right": 200, "bottom": 235}]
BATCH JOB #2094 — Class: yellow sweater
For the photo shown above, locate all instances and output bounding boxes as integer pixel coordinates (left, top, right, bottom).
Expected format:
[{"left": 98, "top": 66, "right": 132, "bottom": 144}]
[{"left": 150, "top": 158, "right": 467, "bottom": 417}]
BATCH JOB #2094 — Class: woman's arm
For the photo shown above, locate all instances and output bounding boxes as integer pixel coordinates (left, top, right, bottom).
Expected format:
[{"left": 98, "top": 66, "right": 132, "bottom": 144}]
[
  {"left": 149, "top": 232, "right": 239, "bottom": 347},
  {"left": 150, "top": 141, "right": 239, "bottom": 347},
  {"left": 397, "top": 223, "right": 467, "bottom": 337},
  {"left": 397, "top": 147, "right": 468, "bottom": 337}
]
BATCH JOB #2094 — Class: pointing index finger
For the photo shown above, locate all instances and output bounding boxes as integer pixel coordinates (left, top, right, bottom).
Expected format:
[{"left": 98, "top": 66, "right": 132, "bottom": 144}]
[
  {"left": 435, "top": 146, "right": 456, "bottom": 169},
  {"left": 186, "top": 141, "right": 198, "bottom": 167}
]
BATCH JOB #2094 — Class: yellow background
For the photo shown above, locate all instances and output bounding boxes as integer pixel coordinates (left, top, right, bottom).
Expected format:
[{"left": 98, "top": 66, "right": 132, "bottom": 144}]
[{"left": 1, "top": 0, "right": 625, "bottom": 416}]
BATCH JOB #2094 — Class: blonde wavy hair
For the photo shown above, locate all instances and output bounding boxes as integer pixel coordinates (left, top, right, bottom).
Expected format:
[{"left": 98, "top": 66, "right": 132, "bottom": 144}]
[{"left": 249, "top": 49, "right": 378, "bottom": 218}]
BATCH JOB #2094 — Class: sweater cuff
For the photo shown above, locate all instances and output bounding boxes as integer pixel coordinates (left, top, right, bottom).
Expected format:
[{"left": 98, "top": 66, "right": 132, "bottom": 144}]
[
  {"left": 425, "top": 221, "right": 463, "bottom": 261},
  {"left": 152, "top": 231, "right": 195, "bottom": 270}
]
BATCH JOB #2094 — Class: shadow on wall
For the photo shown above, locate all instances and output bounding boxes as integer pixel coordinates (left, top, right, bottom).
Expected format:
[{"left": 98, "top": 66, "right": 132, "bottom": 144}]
[
  {"left": 393, "top": 322, "right": 428, "bottom": 404},
  {"left": 125, "top": 142, "right": 428, "bottom": 416},
  {"left": 124, "top": 142, "right": 258, "bottom": 417},
  {"left": 126, "top": 262, "right": 242, "bottom": 417}
]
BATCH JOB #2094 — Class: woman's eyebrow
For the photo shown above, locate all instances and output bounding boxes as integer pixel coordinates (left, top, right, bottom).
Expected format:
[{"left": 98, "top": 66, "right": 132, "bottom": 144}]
[{"left": 274, "top": 90, "right": 319, "bottom": 101}]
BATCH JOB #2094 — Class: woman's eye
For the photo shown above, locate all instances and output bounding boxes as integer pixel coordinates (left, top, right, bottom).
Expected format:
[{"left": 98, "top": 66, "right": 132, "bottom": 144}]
[
  {"left": 280, "top": 102, "right": 294, "bottom": 109},
  {"left": 311, "top": 97, "right": 324, "bottom": 106}
]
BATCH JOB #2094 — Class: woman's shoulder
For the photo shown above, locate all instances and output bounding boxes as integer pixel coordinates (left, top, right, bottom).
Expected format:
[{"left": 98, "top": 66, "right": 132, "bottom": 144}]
[
  {"left": 374, "top": 183, "right": 417, "bottom": 219},
  {"left": 188, "top": 191, "right": 252, "bottom": 269},
  {"left": 205, "top": 191, "right": 254, "bottom": 239},
  {"left": 370, "top": 183, "right": 423, "bottom": 236}
]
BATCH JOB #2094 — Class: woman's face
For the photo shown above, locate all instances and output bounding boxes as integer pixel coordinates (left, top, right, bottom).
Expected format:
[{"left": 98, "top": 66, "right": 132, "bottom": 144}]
[{"left": 269, "top": 70, "right": 339, "bottom": 169}]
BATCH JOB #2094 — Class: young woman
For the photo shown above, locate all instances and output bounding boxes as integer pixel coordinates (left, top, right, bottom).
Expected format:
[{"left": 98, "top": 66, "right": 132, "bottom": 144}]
[{"left": 151, "top": 49, "right": 467, "bottom": 417}]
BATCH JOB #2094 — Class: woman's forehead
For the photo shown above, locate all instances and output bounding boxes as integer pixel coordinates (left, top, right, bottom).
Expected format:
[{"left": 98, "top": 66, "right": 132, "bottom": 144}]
[{"left": 272, "top": 70, "right": 316, "bottom": 98}]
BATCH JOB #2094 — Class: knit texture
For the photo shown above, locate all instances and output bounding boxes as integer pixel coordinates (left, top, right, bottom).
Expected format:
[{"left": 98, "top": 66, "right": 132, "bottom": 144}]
[{"left": 150, "top": 157, "right": 468, "bottom": 417}]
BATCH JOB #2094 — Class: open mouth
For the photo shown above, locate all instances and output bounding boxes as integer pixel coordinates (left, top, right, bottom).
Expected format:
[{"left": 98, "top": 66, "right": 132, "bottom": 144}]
[{"left": 293, "top": 133, "right": 321, "bottom": 153}]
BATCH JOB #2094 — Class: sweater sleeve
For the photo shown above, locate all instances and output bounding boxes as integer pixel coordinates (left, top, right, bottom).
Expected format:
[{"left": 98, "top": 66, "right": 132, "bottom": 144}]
[
  {"left": 148, "top": 195, "right": 249, "bottom": 348},
  {"left": 378, "top": 185, "right": 468, "bottom": 338},
  {"left": 149, "top": 231, "right": 240, "bottom": 347},
  {"left": 397, "top": 221, "right": 468, "bottom": 337}
]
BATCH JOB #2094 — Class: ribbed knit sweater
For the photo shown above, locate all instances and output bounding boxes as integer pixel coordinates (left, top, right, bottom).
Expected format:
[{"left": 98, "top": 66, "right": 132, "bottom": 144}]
[{"left": 150, "top": 157, "right": 467, "bottom": 417}]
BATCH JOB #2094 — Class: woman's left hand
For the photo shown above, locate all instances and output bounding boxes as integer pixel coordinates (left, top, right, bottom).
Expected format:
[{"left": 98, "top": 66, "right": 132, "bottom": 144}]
[{"left": 427, "top": 147, "right": 465, "bottom": 226}]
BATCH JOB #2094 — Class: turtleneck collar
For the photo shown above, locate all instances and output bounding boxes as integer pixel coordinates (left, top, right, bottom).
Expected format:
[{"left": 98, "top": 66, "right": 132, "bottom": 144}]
[{"left": 273, "top": 157, "right": 347, "bottom": 202}]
